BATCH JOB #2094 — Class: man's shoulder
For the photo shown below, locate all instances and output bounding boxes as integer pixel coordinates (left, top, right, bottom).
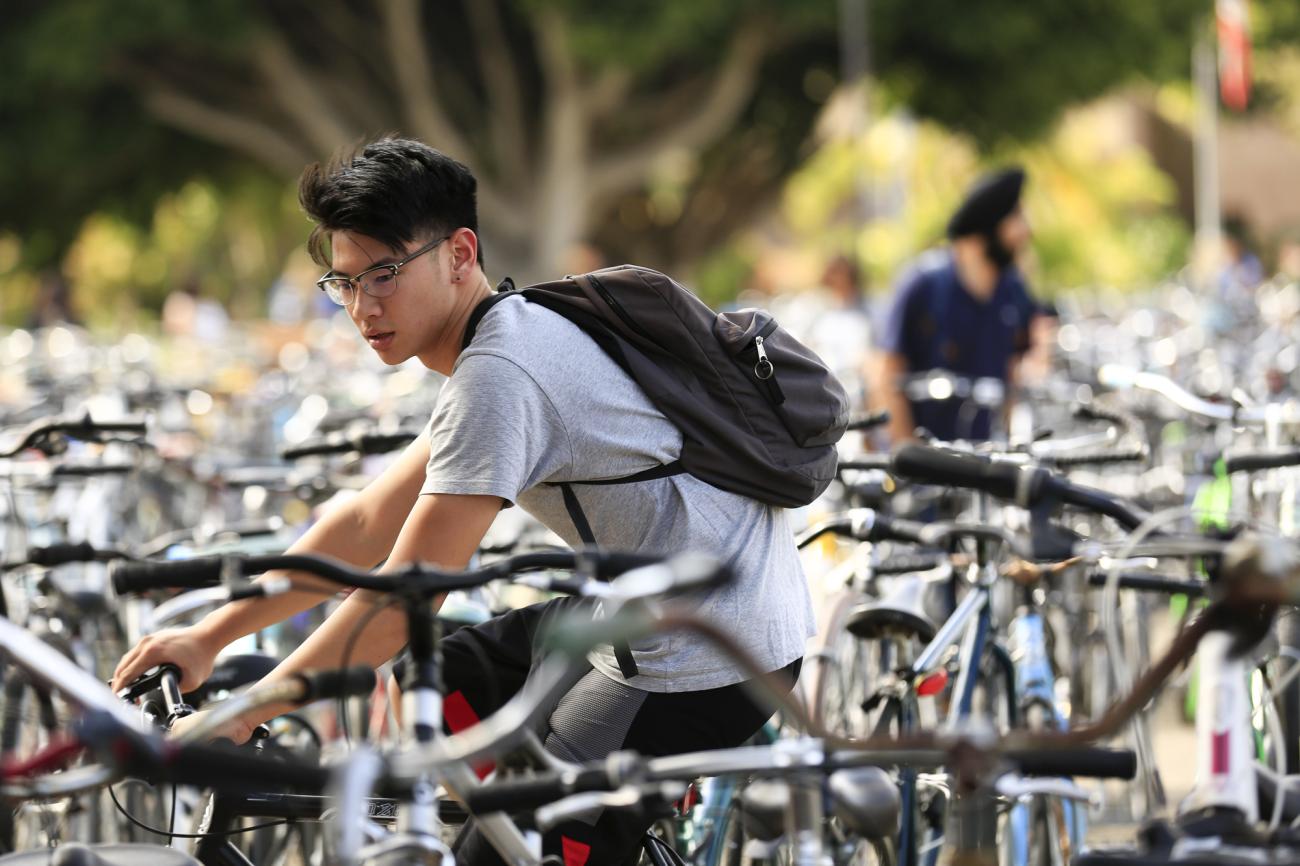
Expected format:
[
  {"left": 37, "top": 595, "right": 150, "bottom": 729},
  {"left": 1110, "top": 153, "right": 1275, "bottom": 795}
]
[
  {"left": 458, "top": 294, "right": 590, "bottom": 366},
  {"left": 896, "top": 249, "right": 954, "bottom": 293}
]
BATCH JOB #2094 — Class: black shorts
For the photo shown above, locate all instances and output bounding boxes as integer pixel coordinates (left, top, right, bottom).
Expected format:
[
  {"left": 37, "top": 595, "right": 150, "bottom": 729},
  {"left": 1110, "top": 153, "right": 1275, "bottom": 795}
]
[{"left": 436, "top": 596, "right": 801, "bottom": 866}]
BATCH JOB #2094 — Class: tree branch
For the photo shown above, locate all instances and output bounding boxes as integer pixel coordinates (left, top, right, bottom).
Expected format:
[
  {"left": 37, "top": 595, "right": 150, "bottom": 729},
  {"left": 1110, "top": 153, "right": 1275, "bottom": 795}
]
[
  {"left": 378, "top": 0, "right": 473, "bottom": 159},
  {"left": 530, "top": 6, "right": 593, "bottom": 266},
  {"left": 140, "top": 86, "right": 310, "bottom": 175},
  {"left": 588, "top": 20, "right": 770, "bottom": 201},
  {"left": 250, "top": 30, "right": 357, "bottom": 156},
  {"left": 465, "top": 0, "right": 530, "bottom": 183},
  {"left": 583, "top": 66, "right": 633, "bottom": 119}
]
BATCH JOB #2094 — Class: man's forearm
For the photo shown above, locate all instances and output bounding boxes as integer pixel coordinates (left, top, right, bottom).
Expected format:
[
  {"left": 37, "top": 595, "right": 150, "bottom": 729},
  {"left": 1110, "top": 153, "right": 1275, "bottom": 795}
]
[
  {"left": 882, "top": 386, "right": 915, "bottom": 445},
  {"left": 238, "top": 590, "right": 414, "bottom": 727},
  {"left": 194, "top": 503, "right": 391, "bottom": 651}
]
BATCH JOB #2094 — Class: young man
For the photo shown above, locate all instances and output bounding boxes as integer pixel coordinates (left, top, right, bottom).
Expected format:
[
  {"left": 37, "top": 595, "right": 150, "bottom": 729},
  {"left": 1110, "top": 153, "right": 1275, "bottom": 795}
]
[
  {"left": 111, "top": 137, "right": 812, "bottom": 864},
  {"left": 872, "top": 166, "right": 1039, "bottom": 444}
]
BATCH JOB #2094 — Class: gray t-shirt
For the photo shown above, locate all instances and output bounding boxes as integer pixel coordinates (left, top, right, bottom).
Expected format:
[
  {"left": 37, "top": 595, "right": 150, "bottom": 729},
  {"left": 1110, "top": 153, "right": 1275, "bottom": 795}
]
[{"left": 421, "top": 295, "right": 816, "bottom": 692}]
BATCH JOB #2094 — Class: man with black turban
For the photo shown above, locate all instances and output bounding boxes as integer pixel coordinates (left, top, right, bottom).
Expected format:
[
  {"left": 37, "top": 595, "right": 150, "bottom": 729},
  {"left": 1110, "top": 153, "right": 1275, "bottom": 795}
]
[{"left": 872, "top": 166, "right": 1039, "bottom": 443}]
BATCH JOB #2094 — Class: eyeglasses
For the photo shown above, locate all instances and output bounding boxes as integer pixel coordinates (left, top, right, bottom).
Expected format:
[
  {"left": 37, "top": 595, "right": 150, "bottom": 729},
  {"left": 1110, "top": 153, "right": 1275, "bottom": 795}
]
[{"left": 316, "top": 235, "right": 449, "bottom": 306}]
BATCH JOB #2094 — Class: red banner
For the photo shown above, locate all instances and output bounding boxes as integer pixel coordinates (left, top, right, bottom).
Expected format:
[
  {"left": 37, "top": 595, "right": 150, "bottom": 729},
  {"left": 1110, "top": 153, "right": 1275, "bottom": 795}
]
[{"left": 1217, "top": 0, "right": 1252, "bottom": 111}]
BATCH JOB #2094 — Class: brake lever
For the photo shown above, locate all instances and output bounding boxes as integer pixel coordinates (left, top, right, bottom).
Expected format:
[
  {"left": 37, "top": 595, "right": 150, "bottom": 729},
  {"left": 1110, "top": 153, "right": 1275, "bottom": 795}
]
[{"left": 115, "top": 663, "right": 183, "bottom": 702}]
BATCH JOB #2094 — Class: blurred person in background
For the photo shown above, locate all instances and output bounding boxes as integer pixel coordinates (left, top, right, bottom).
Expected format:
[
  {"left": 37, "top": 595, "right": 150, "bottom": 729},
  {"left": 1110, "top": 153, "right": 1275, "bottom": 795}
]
[
  {"left": 871, "top": 166, "right": 1038, "bottom": 444},
  {"left": 805, "top": 254, "right": 872, "bottom": 410},
  {"left": 1215, "top": 214, "right": 1263, "bottom": 323},
  {"left": 25, "top": 271, "right": 80, "bottom": 329},
  {"left": 162, "top": 278, "right": 230, "bottom": 344},
  {"left": 1275, "top": 232, "right": 1300, "bottom": 284}
]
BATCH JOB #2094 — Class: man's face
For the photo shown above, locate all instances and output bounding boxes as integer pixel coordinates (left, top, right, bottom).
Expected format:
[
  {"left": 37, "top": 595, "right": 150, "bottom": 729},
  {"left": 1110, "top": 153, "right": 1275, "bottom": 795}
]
[
  {"left": 997, "top": 208, "right": 1032, "bottom": 257},
  {"left": 330, "top": 230, "right": 455, "bottom": 368}
]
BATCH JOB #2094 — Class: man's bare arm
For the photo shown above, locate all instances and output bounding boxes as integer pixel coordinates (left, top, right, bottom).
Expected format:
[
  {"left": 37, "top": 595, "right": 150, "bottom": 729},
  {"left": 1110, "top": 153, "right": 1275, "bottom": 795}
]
[
  {"left": 871, "top": 351, "right": 916, "bottom": 445},
  {"left": 231, "top": 491, "right": 503, "bottom": 729},
  {"left": 195, "top": 431, "right": 435, "bottom": 648},
  {"left": 112, "top": 432, "right": 433, "bottom": 691}
]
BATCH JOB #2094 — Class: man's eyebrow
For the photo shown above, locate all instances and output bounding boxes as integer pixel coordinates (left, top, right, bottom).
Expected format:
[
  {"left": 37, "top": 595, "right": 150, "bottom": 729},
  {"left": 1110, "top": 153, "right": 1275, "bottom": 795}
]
[{"left": 325, "top": 255, "right": 399, "bottom": 279}]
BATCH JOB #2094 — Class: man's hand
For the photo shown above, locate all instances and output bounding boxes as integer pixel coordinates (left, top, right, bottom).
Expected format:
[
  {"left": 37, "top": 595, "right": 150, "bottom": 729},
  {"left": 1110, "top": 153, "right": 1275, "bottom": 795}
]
[
  {"left": 111, "top": 626, "right": 220, "bottom": 694},
  {"left": 169, "top": 709, "right": 255, "bottom": 745}
]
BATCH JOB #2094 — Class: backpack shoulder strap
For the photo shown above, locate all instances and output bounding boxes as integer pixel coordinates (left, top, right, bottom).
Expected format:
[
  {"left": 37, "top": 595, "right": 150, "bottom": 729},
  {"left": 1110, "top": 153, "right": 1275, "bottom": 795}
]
[{"left": 460, "top": 282, "right": 518, "bottom": 351}]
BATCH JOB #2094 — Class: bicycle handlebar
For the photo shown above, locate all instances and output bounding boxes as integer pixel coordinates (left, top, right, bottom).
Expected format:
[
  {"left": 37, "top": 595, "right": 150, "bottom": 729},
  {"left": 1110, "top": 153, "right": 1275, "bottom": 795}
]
[
  {"left": 795, "top": 509, "right": 928, "bottom": 549},
  {"left": 0, "top": 412, "right": 149, "bottom": 458},
  {"left": 1223, "top": 449, "right": 1300, "bottom": 475},
  {"left": 891, "top": 444, "right": 1150, "bottom": 530},
  {"left": 1039, "top": 403, "right": 1148, "bottom": 468},
  {"left": 1098, "top": 365, "right": 1300, "bottom": 426},
  {"left": 280, "top": 429, "right": 422, "bottom": 461},
  {"left": 111, "top": 549, "right": 713, "bottom": 599},
  {"left": 844, "top": 411, "right": 890, "bottom": 432},
  {"left": 1005, "top": 746, "right": 1136, "bottom": 779}
]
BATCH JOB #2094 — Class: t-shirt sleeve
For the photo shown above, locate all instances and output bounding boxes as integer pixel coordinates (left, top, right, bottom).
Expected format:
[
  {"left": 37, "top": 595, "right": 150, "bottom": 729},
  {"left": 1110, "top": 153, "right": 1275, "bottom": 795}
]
[
  {"left": 876, "top": 268, "right": 925, "bottom": 359},
  {"left": 421, "top": 351, "right": 573, "bottom": 504}
]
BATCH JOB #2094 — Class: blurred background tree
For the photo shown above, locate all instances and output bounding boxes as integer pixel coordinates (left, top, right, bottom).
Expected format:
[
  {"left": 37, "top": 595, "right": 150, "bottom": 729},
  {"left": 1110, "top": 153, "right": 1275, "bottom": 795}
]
[{"left": 0, "top": 0, "right": 1258, "bottom": 325}]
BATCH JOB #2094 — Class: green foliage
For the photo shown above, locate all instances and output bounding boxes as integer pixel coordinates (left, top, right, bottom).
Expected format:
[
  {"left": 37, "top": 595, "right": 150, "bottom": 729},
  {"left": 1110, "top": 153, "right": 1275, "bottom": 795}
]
[
  {"left": 0, "top": 1, "right": 260, "bottom": 268},
  {"left": 871, "top": 0, "right": 1210, "bottom": 148},
  {"left": 0, "top": 0, "right": 1258, "bottom": 318}
]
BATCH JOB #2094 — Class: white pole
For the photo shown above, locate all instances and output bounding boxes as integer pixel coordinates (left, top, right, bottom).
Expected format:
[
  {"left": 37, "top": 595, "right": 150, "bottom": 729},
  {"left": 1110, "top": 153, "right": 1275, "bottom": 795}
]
[
  {"left": 838, "top": 0, "right": 872, "bottom": 222},
  {"left": 1193, "top": 27, "right": 1222, "bottom": 293}
]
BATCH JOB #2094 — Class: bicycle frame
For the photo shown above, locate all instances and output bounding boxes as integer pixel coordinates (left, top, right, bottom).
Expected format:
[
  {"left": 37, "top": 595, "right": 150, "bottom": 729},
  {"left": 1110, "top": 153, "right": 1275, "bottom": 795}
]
[{"left": 1005, "top": 609, "right": 1085, "bottom": 865}]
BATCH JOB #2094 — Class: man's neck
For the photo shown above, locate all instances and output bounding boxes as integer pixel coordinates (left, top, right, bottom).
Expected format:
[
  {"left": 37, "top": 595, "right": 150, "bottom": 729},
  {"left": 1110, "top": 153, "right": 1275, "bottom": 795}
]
[
  {"left": 421, "top": 271, "right": 495, "bottom": 375},
  {"left": 950, "top": 240, "right": 1000, "bottom": 303}
]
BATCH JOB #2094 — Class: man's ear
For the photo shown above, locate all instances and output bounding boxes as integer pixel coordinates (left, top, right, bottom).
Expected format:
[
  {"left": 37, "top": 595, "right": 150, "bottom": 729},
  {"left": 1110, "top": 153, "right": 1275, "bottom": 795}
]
[{"left": 449, "top": 228, "right": 479, "bottom": 281}]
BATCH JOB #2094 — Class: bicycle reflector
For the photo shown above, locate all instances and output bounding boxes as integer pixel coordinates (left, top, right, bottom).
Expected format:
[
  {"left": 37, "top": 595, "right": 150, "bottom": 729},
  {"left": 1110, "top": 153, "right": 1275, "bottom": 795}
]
[{"left": 916, "top": 670, "right": 948, "bottom": 697}]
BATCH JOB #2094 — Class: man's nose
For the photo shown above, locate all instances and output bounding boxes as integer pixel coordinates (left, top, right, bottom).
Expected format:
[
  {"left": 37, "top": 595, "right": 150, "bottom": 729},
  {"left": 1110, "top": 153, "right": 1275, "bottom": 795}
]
[{"left": 350, "top": 289, "right": 383, "bottom": 319}]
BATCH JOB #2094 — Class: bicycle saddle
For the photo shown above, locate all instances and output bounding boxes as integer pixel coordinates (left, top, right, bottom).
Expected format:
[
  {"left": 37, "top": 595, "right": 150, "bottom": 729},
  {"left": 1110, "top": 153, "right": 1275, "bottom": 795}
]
[
  {"left": 0, "top": 844, "right": 200, "bottom": 866},
  {"left": 828, "top": 767, "right": 901, "bottom": 840},
  {"left": 737, "top": 770, "right": 901, "bottom": 844},
  {"left": 845, "top": 576, "right": 938, "bottom": 644}
]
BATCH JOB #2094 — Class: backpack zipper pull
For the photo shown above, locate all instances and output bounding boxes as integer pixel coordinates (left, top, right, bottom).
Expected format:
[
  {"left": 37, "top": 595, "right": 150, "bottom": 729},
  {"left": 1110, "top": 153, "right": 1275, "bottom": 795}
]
[{"left": 754, "top": 335, "right": 774, "bottom": 380}]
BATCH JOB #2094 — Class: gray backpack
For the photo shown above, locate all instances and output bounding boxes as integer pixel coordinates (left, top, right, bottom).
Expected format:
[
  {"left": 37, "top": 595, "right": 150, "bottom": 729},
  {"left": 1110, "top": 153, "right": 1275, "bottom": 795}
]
[{"left": 465, "top": 265, "right": 849, "bottom": 514}]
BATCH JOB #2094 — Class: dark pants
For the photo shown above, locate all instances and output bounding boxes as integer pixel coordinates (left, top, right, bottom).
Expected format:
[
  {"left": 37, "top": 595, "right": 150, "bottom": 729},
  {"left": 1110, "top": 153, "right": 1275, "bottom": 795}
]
[{"left": 438, "top": 596, "right": 801, "bottom": 866}]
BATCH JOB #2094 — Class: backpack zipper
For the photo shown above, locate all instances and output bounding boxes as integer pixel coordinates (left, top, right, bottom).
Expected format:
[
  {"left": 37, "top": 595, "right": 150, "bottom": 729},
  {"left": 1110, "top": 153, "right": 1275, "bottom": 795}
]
[
  {"left": 753, "top": 335, "right": 786, "bottom": 405},
  {"left": 754, "top": 336, "right": 774, "bottom": 379}
]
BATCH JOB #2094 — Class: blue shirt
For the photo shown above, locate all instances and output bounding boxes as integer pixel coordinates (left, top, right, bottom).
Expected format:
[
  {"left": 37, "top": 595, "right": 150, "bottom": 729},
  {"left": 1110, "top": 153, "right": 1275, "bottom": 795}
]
[{"left": 878, "top": 250, "right": 1036, "bottom": 441}]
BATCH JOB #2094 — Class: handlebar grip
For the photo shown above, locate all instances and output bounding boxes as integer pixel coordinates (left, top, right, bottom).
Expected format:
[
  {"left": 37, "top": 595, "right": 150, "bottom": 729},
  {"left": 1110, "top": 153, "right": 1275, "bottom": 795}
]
[
  {"left": 891, "top": 444, "right": 1032, "bottom": 501},
  {"left": 1086, "top": 571, "right": 1205, "bottom": 597},
  {"left": 355, "top": 431, "right": 420, "bottom": 455},
  {"left": 1224, "top": 450, "right": 1300, "bottom": 475},
  {"left": 61, "top": 416, "right": 149, "bottom": 437},
  {"left": 294, "top": 667, "right": 377, "bottom": 702},
  {"left": 838, "top": 455, "right": 892, "bottom": 472},
  {"left": 1005, "top": 747, "right": 1136, "bottom": 779},
  {"left": 866, "top": 515, "right": 928, "bottom": 545},
  {"left": 1048, "top": 450, "right": 1148, "bottom": 469},
  {"left": 26, "top": 542, "right": 101, "bottom": 568},
  {"left": 110, "top": 557, "right": 225, "bottom": 595},
  {"left": 280, "top": 438, "right": 347, "bottom": 460},
  {"left": 464, "top": 767, "right": 613, "bottom": 814},
  {"left": 159, "top": 740, "right": 332, "bottom": 793},
  {"left": 845, "top": 411, "right": 890, "bottom": 432},
  {"left": 589, "top": 552, "right": 668, "bottom": 580},
  {"left": 51, "top": 463, "right": 136, "bottom": 477}
]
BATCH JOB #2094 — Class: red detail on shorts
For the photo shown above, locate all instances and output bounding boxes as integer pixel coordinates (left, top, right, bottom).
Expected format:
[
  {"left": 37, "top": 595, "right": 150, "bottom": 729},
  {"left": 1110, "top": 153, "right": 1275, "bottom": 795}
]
[
  {"left": 562, "top": 836, "right": 591, "bottom": 866},
  {"left": 444, "top": 691, "right": 495, "bottom": 779},
  {"left": 443, "top": 690, "right": 481, "bottom": 733},
  {"left": 1212, "top": 731, "right": 1231, "bottom": 775}
]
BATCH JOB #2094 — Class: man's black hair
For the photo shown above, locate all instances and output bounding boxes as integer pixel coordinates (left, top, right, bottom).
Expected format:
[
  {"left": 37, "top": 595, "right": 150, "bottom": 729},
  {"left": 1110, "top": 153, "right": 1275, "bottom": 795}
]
[{"left": 299, "top": 137, "right": 483, "bottom": 269}]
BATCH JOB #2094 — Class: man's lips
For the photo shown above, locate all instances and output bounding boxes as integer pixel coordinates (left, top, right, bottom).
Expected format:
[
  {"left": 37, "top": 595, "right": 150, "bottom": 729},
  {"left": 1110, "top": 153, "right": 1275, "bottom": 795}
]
[{"left": 365, "top": 331, "right": 395, "bottom": 349}]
